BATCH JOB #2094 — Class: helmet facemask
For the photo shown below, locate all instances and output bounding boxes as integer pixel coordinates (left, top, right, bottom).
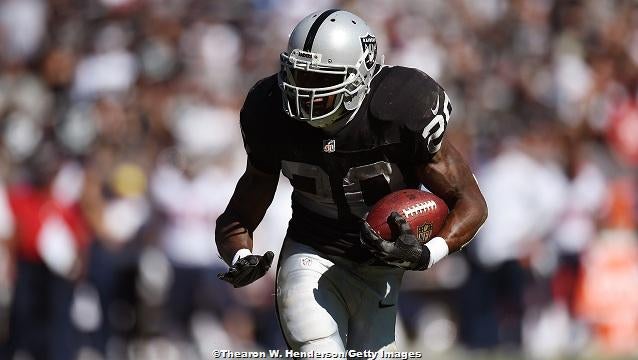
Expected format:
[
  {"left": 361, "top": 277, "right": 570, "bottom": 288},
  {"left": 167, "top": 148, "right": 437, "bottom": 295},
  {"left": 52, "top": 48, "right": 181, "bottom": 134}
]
[{"left": 279, "top": 49, "right": 372, "bottom": 128}]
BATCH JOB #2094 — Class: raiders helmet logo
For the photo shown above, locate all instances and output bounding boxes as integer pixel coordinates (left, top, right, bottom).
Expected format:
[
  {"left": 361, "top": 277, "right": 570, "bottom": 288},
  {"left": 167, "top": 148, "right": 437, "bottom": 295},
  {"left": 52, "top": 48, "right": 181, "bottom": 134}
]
[
  {"left": 360, "top": 34, "right": 377, "bottom": 70},
  {"left": 416, "top": 223, "right": 433, "bottom": 243}
]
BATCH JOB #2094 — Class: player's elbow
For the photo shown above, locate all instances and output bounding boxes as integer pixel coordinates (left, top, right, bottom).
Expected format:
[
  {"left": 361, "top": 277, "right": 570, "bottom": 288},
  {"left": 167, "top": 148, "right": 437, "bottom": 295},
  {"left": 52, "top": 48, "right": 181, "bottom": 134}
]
[
  {"left": 459, "top": 189, "right": 488, "bottom": 230},
  {"left": 454, "top": 193, "right": 487, "bottom": 252},
  {"left": 457, "top": 186, "right": 488, "bottom": 226},
  {"left": 474, "top": 192, "right": 489, "bottom": 227},
  {"left": 214, "top": 213, "right": 226, "bottom": 248}
]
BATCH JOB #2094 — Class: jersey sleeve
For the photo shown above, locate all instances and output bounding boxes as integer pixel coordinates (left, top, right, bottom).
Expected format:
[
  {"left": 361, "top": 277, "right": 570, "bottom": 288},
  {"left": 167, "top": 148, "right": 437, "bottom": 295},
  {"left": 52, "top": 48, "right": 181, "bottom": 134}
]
[
  {"left": 370, "top": 66, "right": 453, "bottom": 164},
  {"left": 411, "top": 86, "right": 452, "bottom": 161},
  {"left": 239, "top": 80, "right": 282, "bottom": 174}
]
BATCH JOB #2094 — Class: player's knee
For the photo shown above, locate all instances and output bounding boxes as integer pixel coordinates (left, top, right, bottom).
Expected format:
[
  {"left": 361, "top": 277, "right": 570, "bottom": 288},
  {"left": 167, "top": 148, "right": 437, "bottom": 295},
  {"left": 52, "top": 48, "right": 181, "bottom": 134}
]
[
  {"left": 279, "top": 296, "right": 339, "bottom": 343},
  {"left": 288, "top": 319, "right": 339, "bottom": 345},
  {"left": 290, "top": 330, "right": 344, "bottom": 353},
  {"left": 278, "top": 291, "right": 342, "bottom": 347}
]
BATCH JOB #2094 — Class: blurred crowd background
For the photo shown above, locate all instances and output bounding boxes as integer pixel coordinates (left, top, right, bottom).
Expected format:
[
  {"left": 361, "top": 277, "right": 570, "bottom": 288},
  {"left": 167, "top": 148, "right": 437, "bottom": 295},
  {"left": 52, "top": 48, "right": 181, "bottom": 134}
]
[{"left": 0, "top": 0, "right": 637, "bottom": 359}]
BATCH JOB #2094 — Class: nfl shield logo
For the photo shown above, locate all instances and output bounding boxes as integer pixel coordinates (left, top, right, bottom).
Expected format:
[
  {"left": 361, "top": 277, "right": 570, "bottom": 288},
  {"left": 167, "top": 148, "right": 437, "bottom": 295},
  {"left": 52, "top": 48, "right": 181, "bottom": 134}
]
[
  {"left": 360, "top": 34, "right": 377, "bottom": 70},
  {"left": 323, "top": 139, "right": 336, "bottom": 153},
  {"left": 300, "top": 257, "right": 312, "bottom": 267},
  {"left": 417, "top": 223, "right": 433, "bottom": 244}
]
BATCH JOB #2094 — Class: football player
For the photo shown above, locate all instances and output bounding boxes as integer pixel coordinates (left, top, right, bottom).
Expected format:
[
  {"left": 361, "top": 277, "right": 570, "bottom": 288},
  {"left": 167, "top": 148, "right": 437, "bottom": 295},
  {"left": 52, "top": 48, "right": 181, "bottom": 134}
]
[{"left": 216, "top": 9, "right": 488, "bottom": 356}]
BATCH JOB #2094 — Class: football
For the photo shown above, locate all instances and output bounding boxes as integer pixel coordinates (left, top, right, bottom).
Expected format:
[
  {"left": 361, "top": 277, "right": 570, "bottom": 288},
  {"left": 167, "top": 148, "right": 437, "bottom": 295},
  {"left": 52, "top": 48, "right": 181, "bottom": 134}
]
[{"left": 366, "top": 189, "right": 449, "bottom": 244}]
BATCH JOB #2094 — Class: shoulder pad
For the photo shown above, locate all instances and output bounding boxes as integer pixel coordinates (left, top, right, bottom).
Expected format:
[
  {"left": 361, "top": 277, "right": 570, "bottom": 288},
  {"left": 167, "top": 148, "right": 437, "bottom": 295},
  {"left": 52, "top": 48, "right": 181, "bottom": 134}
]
[
  {"left": 239, "top": 74, "right": 283, "bottom": 173},
  {"left": 242, "top": 73, "right": 279, "bottom": 111},
  {"left": 240, "top": 73, "right": 283, "bottom": 139},
  {"left": 241, "top": 73, "right": 280, "bottom": 127},
  {"left": 369, "top": 66, "right": 443, "bottom": 132}
]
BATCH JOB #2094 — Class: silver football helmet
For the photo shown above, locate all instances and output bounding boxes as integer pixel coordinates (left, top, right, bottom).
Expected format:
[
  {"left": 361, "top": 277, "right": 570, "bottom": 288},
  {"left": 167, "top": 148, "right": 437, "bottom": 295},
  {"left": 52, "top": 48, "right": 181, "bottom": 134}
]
[{"left": 279, "top": 9, "right": 378, "bottom": 128}]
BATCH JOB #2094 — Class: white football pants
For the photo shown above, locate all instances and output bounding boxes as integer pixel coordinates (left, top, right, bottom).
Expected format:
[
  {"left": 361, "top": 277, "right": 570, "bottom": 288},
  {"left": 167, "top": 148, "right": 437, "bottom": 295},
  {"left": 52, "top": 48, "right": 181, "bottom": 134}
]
[{"left": 276, "top": 238, "right": 405, "bottom": 358}]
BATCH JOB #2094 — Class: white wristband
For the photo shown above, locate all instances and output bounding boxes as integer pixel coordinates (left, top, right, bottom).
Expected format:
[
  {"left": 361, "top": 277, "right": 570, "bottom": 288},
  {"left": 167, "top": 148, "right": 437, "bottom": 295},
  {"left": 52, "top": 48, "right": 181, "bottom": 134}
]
[
  {"left": 232, "top": 249, "right": 252, "bottom": 265},
  {"left": 425, "top": 237, "right": 449, "bottom": 268}
]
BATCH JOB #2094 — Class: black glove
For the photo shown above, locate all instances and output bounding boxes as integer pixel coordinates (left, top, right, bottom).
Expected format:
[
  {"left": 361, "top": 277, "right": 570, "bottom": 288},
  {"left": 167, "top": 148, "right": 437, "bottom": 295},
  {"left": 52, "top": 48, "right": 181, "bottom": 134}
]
[
  {"left": 360, "top": 212, "right": 430, "bottom": 270},
  {"left": 218, "top": 251, "right": 274, "bottom": 288}
]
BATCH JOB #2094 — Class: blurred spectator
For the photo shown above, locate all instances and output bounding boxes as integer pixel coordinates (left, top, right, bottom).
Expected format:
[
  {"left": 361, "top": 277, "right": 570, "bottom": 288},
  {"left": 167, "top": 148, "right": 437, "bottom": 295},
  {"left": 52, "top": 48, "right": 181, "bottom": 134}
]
[
  {"left": 0, "top": 179, "right": 14, "bottom": 359},
  {"left": 0, "top": 0, "right": 47, "bottom": 64},
  {"left": 574, "top": 180, "right": 638, "bottom": 354},
  {"left": 149, "top": 143, "right": 237, "bottom": 338},
  {"left": 5, "top": 142, "right": 90, "bottom": 360},
  {"left": 459, "top": 123, "right": 567, "bottom": 349}
]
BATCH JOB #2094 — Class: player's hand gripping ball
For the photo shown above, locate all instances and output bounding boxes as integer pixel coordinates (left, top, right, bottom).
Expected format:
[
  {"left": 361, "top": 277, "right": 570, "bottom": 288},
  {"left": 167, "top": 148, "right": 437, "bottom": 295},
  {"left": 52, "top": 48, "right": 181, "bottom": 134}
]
[
  {"left": 366, "top": 189, "right": 448, "bottom": 243},
  {"left": 361, "top": 190, "right": 448, "bottom": 270}
]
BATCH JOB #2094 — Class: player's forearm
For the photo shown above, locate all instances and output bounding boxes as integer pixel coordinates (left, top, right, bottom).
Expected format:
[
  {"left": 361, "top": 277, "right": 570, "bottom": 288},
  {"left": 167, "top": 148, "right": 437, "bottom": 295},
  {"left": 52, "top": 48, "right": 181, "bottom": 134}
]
[
  {"left": 435, "top": 192, "right": 487, "bottom": 253},
  {"left": 215, "top": 163, "right": 279, "bottom": 265},
  {"left": 416, "top": 141, "right": 488, "bottom": 253},
  {"left": 215, "top": 212, "right": 254, "bottom": 266}
]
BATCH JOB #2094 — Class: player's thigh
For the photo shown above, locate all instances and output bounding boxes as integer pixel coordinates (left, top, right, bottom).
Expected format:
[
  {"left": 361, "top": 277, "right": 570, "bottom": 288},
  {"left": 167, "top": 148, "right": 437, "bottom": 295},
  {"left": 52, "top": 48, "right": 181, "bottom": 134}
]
[
  {"left": 276, "top": 242, "right": 348, "bottom": 352},
  {"left": 345, "top": 269, "right": 402, "bottom": 355}
]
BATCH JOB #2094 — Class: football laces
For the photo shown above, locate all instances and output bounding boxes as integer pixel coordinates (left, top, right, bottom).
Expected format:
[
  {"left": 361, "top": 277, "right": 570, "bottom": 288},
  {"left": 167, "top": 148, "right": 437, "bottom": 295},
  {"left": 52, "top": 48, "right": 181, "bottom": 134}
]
[{"left": 402, "top": 200, "right": 436, "bottom": 218}]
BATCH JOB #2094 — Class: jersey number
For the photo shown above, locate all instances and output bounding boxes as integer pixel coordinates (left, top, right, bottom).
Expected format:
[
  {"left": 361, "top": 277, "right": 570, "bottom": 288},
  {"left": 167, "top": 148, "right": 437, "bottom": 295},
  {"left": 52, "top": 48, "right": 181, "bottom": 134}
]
[
  {"left": 281, "top": 160, "right": 406, "bottom": 218},
  {"left": 422, "top": 91, "right": 451, "bottom": 154}
]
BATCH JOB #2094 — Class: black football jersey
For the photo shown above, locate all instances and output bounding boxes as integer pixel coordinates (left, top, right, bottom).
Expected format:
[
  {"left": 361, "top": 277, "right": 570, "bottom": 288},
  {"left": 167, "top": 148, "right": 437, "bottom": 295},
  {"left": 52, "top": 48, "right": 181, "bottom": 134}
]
[{"left": 240, "top": 65, "right": 452, "bottom": 262}]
